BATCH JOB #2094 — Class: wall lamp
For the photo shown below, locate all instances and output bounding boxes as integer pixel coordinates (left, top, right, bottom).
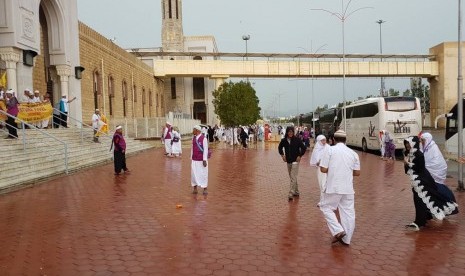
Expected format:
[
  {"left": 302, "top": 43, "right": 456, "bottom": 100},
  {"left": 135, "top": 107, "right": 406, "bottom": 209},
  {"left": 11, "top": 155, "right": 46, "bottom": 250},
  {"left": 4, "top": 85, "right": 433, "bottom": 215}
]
[{"left": 75, "top": 66, "right": 85, "bottom": 80}]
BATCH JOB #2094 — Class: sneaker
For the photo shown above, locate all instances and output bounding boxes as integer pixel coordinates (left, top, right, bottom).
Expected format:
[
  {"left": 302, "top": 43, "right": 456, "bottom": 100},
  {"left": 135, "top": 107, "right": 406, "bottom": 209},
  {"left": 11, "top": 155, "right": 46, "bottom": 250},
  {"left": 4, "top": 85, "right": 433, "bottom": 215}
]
[
  {"left": 203, "top": 189, "right": 208, "bottom": 195},
  {"left": 405, "top": 222, "right": 420, "bottom": 231},
  {"left": 192, "top": 186, "right": 198, "bottom": 194},
  {"left": 288, "top": 195, "right": 294, "bottom": 201}
]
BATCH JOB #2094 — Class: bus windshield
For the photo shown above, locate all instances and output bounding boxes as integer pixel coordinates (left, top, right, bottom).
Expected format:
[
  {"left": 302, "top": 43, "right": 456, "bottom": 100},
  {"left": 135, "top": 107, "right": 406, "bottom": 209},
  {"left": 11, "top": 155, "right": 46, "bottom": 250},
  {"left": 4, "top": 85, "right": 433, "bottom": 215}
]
[{"left": 384, "top": 97, "right": 417, "bottom": 111}]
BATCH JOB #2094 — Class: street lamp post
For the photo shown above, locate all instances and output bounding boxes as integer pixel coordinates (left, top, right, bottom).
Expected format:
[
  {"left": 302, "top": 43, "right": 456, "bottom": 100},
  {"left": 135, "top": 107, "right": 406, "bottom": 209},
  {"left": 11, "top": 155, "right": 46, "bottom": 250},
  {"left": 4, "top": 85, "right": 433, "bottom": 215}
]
[
  {"left": 298, "top": 43, "right": 328, "bottom": 114},
  {"left": 458, "top": 0, "right": 464, "bottom": 191},
  {"left": 242, "top": 35, "right": 250, "bottom": 82},
  {"left": 376, "top": 19, "right": 386, "bottom": 97},
  {"left": 312, "top": 0, "right": 373, "bottom": 132}
]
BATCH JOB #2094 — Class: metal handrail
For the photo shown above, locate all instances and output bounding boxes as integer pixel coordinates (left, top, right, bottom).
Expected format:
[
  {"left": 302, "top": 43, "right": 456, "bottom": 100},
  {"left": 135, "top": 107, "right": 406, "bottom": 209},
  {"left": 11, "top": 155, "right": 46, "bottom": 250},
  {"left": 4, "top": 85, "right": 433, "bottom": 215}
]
[
  {"left": 52, "top": 108, "right": 113, "bottom": 143},
  {"left": 0, "top": 109, "right": 69, "bottom": 173}
]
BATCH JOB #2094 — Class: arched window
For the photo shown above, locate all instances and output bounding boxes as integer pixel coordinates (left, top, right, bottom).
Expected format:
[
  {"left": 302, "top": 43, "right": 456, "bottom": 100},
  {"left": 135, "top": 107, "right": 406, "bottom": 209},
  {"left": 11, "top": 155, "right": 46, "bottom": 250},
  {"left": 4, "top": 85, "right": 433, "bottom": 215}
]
[
  {"left": 149, "top": 90, "right": 153, "bottom": 117},
  {"left": 170, "top": 58, "right": 176, "bottom": 99},
  {"left": 93, "top": 70, "right": 102, "bottom": 110},
  {"left": 133, "top": 85, "right": 137, "bottom": 118},
  {"left": 142, "top": 87, "right": 146, "bottom": 118},
  {"left": 108, "top": 76, "right": 114, "bottom": 116},
  {"left": 122, "top": 80, "right": 128, "bottom": 117},
  {"left": 192, "top": 57, "right": 205, "bottom": 100}
]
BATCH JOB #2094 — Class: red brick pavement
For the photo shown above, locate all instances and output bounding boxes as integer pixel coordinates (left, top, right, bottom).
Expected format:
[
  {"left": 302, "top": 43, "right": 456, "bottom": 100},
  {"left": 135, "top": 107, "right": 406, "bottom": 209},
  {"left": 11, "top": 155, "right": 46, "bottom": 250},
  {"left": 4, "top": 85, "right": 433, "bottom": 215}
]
[{"left": 0, "top": 142, "right": 464, "bottom": 275}]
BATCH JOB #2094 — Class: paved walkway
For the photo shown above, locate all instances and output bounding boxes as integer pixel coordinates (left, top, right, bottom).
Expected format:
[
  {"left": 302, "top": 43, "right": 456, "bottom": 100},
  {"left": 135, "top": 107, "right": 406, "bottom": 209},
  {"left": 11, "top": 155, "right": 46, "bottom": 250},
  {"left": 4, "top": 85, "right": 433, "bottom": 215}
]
[{"left": 0, "top": 141, "right": 464, "bottom": 275}]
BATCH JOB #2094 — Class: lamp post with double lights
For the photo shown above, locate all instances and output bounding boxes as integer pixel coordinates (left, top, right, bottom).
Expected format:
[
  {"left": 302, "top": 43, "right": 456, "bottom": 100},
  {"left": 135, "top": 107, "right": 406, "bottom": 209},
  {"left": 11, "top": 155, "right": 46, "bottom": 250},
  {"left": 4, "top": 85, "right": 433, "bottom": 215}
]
[
  {"left": 376, "top": 19, "right": 386, "bottom": 97},
  {"left": 297, "top": 43, "right": 328, "bottom": 124},
  {"left": 312, "top": 0, "right": 373, "bottom": 131},
  {"left": 242, "top": 35, "right": 250, "bottom": 82}
]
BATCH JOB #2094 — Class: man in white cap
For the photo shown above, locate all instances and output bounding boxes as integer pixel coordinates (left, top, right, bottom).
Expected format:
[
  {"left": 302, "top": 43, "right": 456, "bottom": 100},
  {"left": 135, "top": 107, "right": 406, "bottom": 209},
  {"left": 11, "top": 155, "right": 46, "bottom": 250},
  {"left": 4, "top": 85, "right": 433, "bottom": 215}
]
[
  {"left": 25, "top": 89, "right": 35, "bottom": 103},
  {"left": 191, "top": 125, "right": 209, "bottom": 195},
  {"left": 162, "top": 122, "right": 173, "bottom": 156},
  {"left": 111, "top": 125, "right": 129, "bottom": 175},
  {"left": 92, "top": 109, "right": 101, "bottom": 142},
  {"left": 319, "top": 129, "right": 360, "bottom": 246},
  {"left": 59, "top": 94, "right": 77, "bottom": 128}
]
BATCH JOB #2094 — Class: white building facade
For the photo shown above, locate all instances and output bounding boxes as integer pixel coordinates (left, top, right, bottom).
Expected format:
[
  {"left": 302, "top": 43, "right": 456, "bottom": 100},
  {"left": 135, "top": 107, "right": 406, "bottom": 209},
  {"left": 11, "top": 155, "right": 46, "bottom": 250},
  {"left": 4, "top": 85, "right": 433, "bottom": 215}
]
[{"left": 0, "top": 0, "right": 82, "bottom": 121}]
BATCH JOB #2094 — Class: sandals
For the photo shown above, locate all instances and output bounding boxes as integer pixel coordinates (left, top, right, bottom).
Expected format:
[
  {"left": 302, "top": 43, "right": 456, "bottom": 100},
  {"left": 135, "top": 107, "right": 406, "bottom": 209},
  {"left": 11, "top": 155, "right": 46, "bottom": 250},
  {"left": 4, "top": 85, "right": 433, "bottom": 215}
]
[
  {"left": 405, "top": 222, "right": 420, "bottom": 231},
  {"left": 332, "top": 231, "right": 347, "bottom": 244}
]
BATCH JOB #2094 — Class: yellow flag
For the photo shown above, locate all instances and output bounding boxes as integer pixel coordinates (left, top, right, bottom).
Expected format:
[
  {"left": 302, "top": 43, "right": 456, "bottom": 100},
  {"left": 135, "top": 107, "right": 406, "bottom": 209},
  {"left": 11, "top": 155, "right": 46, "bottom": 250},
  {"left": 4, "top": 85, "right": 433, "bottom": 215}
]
[{"left": 0, "top": 71, "right": 6, "bottom": 88}]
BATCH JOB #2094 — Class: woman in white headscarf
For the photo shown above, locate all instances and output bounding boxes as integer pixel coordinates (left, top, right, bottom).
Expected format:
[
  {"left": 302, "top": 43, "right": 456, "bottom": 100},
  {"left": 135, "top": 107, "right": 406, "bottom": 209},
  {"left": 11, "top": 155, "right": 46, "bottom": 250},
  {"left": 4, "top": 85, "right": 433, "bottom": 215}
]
[
  {"left": 310, "top": 135, "right": 330, "bottom": 205},
  {"left": 420, "top": 132, "right": 456, "bottom": 202},
  {"left": 171, "top": 126, "right": 182, "bottom": 157}
]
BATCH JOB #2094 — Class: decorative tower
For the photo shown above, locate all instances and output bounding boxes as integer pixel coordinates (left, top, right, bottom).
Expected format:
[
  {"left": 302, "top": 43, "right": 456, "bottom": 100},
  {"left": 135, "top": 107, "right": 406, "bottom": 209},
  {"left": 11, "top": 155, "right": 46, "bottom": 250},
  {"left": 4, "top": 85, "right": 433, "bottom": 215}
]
[
  {"left": 161, "top": 0, "right": 186, "bottom": 114},
  {"left": 161, "top": 0, "right": 184, "bottom": 51}
]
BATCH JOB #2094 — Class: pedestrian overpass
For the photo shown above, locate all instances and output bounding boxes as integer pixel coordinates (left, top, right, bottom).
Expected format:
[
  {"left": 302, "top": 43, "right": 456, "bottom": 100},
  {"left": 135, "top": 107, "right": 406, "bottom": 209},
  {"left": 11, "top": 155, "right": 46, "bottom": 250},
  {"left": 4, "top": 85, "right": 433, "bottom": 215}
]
[
  {"left": 151, "top": 52, "right": 438, "bottom": 79},
  {"left": 138, "top": 42, "right": 463, "bottom": 126}
]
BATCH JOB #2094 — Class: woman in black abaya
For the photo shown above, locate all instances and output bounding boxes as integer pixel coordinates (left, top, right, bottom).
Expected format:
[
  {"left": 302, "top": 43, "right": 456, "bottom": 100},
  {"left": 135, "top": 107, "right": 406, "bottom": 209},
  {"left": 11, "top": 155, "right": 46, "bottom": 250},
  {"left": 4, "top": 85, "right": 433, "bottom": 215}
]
[{"left": 403, "top": 136, "right": 458, "bottom": 231}]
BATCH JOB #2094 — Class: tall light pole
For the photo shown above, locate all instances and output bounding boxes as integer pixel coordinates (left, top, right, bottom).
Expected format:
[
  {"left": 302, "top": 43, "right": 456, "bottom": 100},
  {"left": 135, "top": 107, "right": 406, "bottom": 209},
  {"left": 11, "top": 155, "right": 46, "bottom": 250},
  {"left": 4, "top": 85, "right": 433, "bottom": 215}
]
[
  {"left": 242, "top": 35, "right": 250, "bottom": 82},
  {"left": 458, "top": 0, "right": 464, "bottom": 191},
  {"left": 298, "top": 43, "right": 328, "bottom": 113},
  {"left": 312, "top": 0, "right": 373, "bottom": 131},
  {"left": 376, "top": 19, "right": 386, "bottom": 97}
]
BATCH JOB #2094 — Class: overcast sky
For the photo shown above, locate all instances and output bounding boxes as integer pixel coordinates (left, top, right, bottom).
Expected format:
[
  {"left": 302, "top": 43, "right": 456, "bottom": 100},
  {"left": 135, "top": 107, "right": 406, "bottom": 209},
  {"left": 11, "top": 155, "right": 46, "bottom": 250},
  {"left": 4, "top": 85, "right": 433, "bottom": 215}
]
[{"left": 78, "top": 0, "right": 460, "bottom": 117}]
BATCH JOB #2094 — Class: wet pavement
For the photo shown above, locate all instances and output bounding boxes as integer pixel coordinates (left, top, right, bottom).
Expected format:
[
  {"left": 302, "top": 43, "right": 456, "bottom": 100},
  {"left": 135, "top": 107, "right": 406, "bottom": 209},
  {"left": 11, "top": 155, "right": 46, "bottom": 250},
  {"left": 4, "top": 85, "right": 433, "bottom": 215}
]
[{"left": 0, "top": 141, "right": 464, "bottom": 275}]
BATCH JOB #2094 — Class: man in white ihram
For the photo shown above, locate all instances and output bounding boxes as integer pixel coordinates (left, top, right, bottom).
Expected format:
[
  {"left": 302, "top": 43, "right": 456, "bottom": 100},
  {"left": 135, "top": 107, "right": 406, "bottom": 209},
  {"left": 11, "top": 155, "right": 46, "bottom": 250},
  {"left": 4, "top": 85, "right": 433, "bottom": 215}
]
[
  {"left": 319, "top": 130, "right": 360, "bottom": 246},
  {"left": 191, "top": 125, "right": 209, "bottom": 195}
]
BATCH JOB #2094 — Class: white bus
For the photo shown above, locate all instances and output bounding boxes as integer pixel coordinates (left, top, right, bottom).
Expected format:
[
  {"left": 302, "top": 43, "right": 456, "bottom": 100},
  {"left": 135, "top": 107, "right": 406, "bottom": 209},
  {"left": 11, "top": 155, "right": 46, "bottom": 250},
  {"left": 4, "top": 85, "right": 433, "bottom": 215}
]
[{"left": 342, "top": 97, "right": 422, "bottom": 152}]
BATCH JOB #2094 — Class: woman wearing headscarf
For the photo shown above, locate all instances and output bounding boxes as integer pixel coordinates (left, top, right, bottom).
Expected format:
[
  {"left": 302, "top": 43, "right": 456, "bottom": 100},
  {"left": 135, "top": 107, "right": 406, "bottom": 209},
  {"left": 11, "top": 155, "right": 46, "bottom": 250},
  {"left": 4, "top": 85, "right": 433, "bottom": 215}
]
[
  {"left": 403, "top": 136, "right": 458, "bottom": 231},
  {"left": 310, "top": 135, "right": 330, "bottom": 206},
  {"left": 384, "top": 130, "right": 396, "bottom": 160},
  {"left": 420, "top": 132, "right": 456, "bottom": 202},
  {"left": 171, "top": 126, "right": 182, "bottom": 157},
  {"left": 379, "top": 130, "right": 385, "bottom": 159}
]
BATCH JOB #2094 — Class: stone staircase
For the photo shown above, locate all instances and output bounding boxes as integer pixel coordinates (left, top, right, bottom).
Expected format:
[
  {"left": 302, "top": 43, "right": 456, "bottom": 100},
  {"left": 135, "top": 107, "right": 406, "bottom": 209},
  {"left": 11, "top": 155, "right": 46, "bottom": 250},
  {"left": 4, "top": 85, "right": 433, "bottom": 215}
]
[{"left": 0, "top": 128, "right": 155, "bottom": 192}]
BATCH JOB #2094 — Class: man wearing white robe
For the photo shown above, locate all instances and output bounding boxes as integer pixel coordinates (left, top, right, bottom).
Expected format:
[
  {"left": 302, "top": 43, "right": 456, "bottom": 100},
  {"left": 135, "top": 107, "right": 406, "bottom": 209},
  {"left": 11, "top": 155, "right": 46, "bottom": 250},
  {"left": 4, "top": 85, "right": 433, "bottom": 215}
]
[
  {"left": 191, "top": 125, "right": 209, "bottom": 195},
  {"left": 319, "top": 130, "right": 360, "bottom": 245},
  {"left": 91, "top": 109, "right": 101, "bottom": 143},
  {"left": 163, "top": 122, "right": 173, "bottom": 156}
]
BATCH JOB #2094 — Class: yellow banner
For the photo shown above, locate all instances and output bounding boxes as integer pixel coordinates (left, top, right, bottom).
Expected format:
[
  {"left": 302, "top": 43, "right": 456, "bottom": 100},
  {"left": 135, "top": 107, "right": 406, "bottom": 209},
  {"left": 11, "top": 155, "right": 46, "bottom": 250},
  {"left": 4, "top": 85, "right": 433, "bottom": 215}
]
[
  {"left": 0, "top": 71, "right": 6, "bottom": 88},
  {"left": 17, "top": 102, "right": 53, "bottom": 123},
  {"left": 0, "top": 101, "right": 6, "bottom": 121}
]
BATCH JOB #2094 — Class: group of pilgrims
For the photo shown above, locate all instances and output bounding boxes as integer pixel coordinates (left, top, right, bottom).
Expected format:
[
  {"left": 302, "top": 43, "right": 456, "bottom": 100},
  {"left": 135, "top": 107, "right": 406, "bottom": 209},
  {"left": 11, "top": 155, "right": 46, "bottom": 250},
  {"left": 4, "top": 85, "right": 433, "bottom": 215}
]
[
  {"left": 279, "top": 125, "right": 458, "bottom": 245},
  {"left": 158, "top": 120, "right": 458, "bottom": 245}
]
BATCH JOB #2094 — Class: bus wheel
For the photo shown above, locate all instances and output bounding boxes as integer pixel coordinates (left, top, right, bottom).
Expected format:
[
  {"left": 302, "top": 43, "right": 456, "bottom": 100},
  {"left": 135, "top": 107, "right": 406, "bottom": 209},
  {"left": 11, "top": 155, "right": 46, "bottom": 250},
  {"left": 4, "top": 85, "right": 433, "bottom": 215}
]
[{"left": 362, "top": 138, "right": 368, "bottom": 152}]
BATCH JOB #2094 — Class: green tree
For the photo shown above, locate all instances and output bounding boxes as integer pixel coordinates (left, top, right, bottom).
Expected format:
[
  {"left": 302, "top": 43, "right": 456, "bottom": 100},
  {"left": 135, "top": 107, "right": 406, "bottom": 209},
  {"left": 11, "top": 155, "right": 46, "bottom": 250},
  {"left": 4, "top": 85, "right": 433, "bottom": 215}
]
[
  {"left": 403, "top": 83, "right": 430, "bottom": 112},
  {"left": 388, "top": 88, "right": 400, "bottom": 96},
  {"left": 212, "top": 81, "right": 261, "bottom": 126}
]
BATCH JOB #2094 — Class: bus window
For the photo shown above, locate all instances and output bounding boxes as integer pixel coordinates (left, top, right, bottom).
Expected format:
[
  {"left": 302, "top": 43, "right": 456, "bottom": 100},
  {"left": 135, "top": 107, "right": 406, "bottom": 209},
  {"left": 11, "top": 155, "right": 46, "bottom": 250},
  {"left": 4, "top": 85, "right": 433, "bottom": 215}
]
[{"left": 384, "top": 97, "right": 417, "bottom": 111}]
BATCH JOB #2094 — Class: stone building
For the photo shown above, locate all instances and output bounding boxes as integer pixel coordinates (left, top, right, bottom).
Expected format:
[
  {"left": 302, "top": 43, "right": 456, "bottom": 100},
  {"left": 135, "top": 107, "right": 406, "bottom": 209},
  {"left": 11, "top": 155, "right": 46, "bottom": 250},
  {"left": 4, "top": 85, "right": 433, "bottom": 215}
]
[{"left": 0, "top": 0, "right": 165, "bottom": 125}]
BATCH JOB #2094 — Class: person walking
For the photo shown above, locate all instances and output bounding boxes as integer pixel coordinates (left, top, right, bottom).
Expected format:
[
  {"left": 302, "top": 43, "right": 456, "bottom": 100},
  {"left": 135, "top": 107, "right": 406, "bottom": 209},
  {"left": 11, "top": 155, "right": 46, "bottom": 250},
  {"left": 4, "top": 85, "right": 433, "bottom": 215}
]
[
  {"left": 91, "top": 109, "right": 101, "bottom": 143},
  {"left": 191, "top": 125, "right": 209, "bottom": 195},
  {"left": 403, "top": 136, "right": 458, "bottom": 231},
  {"left": 111, "top": 125, "right": 129, "bottom": 175},
  {"left": 383, "top": 130, "right": 396, "bottom": 160},
  {"left": 420, "top": 132, "right": 456, "bottom": 202},
  {"left": 162, "top": 122, "right": 173, "bottom": 156},
  {"left": 171, "top": 126, "right": 182, "bottom": 157},
  {"left": 310, "top": 134, "right": 330, "bottom": 206},
  {"left": 319, "top": 130, "right": 360, "bottom": 245},
  {"left": 278, "top": 126, "right": 307, "bottom": 201}
]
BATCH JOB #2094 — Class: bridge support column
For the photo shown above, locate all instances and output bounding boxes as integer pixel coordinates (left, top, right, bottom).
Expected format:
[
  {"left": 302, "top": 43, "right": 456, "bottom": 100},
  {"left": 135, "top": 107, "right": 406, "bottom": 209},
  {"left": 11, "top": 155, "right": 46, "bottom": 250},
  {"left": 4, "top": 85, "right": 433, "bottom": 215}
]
[
  {"left": 430, "top": 42, "right": 465, "bottom": 128},
  {"left": 210, "top": 75, "right": 229, "bottom": 125},
  {"left": 211, "top": 75, "right": 228, "bottom": 90}
]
